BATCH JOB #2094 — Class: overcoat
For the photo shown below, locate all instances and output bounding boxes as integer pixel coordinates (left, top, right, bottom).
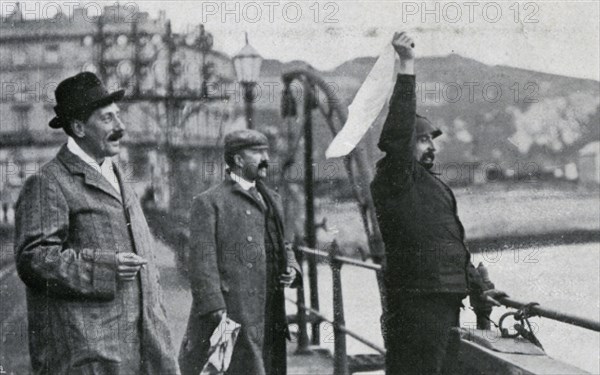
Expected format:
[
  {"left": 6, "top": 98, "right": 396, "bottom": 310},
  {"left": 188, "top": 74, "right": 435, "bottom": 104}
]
[
  {"left": 13, "top": 145, "right": 180, "bottom": 375},
  {"left": 179, "top": 176, "right": 301, "bottom": 375},
  {"left": 370, "top": 74, "right": 484, "bottom": 295}
]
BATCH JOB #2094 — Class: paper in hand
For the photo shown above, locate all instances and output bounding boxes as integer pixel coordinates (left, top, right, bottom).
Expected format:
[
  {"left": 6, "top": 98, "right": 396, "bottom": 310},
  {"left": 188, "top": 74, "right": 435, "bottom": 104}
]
[
  {"left": 325, "top": 41, "right": 397, "bottom": 159},
  {"left": 199, "top": 313, "right": 242, "bottom": 375}
]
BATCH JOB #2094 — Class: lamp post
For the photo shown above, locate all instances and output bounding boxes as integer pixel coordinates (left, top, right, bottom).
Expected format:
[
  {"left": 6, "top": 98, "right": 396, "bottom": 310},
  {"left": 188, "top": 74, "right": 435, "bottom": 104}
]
[{"left": 233, "top": 33, "right": 262, "bottom": 129}]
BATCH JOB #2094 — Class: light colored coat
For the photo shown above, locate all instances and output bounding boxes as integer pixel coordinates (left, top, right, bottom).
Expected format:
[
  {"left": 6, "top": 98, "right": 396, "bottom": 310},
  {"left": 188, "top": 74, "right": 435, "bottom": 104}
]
[{"left": 14, "top": 145, "right": 180, "bottom": 375}]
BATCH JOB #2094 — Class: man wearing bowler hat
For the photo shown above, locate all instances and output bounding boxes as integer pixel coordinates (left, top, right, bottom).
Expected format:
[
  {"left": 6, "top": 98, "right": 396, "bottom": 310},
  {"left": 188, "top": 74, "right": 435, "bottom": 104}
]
[
  {"left": 14, "top": 72, "right": 180, "bottom": 374},
  {"left": 179, "top": 129, "right": 302, "bottom": 375}
]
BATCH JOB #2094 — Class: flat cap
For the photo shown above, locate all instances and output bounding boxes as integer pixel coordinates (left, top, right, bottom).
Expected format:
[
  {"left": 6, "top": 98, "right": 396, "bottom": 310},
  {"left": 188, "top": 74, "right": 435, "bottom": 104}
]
[
  {"left": 224, "top": 129, "right": 269, "bottom": 154},
  {"left": 416, "top": 115, "right": 442, "bottom": 139}
]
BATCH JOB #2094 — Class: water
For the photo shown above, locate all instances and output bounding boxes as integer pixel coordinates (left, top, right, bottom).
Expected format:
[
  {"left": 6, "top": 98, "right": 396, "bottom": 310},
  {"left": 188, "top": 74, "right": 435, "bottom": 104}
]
[{"left": 287, "top": 243, "right": 600, "bottom": 374}]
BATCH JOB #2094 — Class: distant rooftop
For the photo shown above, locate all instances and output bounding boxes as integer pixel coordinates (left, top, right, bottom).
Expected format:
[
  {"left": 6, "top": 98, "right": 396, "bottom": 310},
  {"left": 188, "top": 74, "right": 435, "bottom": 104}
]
[{"left": 0, "top": 4, "right": 165, "bottom": 40}]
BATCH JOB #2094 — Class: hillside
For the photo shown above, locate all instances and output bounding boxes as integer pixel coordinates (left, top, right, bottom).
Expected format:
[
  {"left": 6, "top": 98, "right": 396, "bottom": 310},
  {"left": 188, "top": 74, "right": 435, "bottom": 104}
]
[{"left": 253, "top": 54, "right": 600, "bottom": 181}]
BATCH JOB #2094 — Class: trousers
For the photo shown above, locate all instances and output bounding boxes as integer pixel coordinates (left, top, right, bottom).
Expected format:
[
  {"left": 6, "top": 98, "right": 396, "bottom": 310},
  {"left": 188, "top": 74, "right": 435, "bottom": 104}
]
[{"left": 385, "top": 293, "right": 463, "bottom": 375}]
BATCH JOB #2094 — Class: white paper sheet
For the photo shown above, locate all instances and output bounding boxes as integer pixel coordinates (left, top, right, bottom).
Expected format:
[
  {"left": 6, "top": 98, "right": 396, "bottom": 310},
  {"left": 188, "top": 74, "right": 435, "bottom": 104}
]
[
  {"left": 199, "top": 313, "right": 242, "bottom": 375},
  {"left": 325, "top": 41, "right": 396, "bottom": 159}
]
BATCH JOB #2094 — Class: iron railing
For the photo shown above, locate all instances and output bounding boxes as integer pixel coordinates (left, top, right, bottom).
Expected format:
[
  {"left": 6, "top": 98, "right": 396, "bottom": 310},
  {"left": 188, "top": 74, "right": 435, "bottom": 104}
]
[
  {"left": 292, "top": 241, "right": 384, "bottom": 375},
  {"left": 290, "top": 241, "right": 600, "bottom": 375}
]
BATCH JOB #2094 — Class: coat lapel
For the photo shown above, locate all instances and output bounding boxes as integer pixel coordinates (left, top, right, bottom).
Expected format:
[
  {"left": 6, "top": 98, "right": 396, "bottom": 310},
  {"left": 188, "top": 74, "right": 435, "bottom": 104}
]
[
  {"left": 57, "top": 145, "right": 122, "bottom": 203},
  {"left": 257, "top": 181, "right": 284, "bottom": 221},
  {"left": 227, "top": 176, "right": 266, "bottom": 212},
  {"left": 113, "top": 163, "right": 136, "bottom": 209}
]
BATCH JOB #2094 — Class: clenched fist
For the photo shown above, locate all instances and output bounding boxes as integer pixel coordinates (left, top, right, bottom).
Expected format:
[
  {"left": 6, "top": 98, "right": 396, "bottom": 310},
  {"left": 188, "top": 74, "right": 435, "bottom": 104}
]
[
  {"left": 279, "top": 266, "right": 297, "bottom": 287},
  {"left": 392, "top": 31, "right": 415, "bottom": 60}
]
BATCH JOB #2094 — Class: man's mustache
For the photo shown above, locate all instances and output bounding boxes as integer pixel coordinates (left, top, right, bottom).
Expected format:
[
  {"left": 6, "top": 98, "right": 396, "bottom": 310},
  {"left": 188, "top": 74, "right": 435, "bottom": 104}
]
[
  {"left": 107, "top": 130, "right": 124, "bottom": 142},
  {"left": 258, "top": 161, "right": 269, "bottom": 169},
  {"left": 421, "top": 151, "right": 435, "bottom": 161}
]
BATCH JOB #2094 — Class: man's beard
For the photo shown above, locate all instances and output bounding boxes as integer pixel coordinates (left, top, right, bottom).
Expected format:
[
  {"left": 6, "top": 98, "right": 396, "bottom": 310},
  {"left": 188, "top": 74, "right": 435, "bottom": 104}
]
[
  {"left": 419, "top": 151, "right": 435, "bottom": 170},
  {"left": 257, "top": 160, "right": 269, "bottom": 179}
]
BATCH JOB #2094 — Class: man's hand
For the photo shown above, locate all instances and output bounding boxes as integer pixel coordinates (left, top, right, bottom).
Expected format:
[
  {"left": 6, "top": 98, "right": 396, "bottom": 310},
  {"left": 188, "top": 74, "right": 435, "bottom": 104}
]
[
  {"left": 392, "top": 32, "right": 415, "bottom": 75},
  {"left": 392, "top": 32, "right": 415, "bottom": 61},
  {"left": 481, "top": 289, "right": 509, "bottom": 307},
  {"left": 206, "top": 309, "right": 226, "bottom": 325},
  {"left": 117, "top": 252, "right": 147, "bottom": 281},
  {"left": 280, "top": 267, "right": 297, "bottom": 288}
]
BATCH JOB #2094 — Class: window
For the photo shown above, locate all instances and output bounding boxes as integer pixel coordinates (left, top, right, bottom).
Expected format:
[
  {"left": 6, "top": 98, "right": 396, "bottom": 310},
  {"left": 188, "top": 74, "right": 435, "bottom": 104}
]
[
  {"left": 44, "top": 44, "right": 59, "bottom": 64},
  {"left": 82, "top": 35, "right": 94, "bottom": 47},
  {"left": 117, "top": 35, "right": 128, "bottom": 46},
  {"left": 12, "top": 105, "right": 31, "bottom": 133}
]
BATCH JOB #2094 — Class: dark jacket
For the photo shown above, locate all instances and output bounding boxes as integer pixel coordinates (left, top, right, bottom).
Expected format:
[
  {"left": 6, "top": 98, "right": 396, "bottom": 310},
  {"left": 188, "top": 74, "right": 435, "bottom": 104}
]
[
  {"left": 179, "top": 175, "right": 301, "bottom": 375},
  {"left": 371, "top": 74, "right": 483, "bottom": 295},
  {"left": 13, "top": 145, "right": 180, "bottom": 375}
]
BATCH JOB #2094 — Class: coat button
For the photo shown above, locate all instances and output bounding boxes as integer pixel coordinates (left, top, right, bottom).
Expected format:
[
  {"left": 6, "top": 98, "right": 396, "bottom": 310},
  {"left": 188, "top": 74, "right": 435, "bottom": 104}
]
[
  {"left": 247, "top": 263, "right": 253, "bottom": 269},
  {"left": 246, "top": 210, "right": 251, "bottom": 215},
  {"left": 247, "top": 236, "right": 253, "bottom": 242}
]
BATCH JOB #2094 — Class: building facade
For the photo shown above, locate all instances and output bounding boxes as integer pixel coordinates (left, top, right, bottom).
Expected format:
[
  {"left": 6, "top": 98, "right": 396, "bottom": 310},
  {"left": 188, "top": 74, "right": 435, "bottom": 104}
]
[{"left": 0, "top": 4, "right": 242, "bottom": 221}]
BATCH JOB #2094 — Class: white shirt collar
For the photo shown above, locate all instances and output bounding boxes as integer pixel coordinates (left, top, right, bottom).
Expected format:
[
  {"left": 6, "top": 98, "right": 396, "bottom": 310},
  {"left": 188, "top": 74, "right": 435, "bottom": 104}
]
[
  {"left": 67, "top": 137, "right": 121, "bottom": 195},
  {"left": 67, "top": 137, "right": 105, "bottom": 169},
  {"left": 230, "top": 171, "right": 255, "bottom": 191}
]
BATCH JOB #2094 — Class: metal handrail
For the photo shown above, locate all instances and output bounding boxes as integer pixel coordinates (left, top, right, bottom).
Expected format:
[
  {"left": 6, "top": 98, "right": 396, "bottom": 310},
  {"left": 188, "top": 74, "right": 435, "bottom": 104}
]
[
  {"left": 293, "top": 241, "right": 384, "bottom": 375},
  {"left": 297, "top": 245, "right": 383, "bottom": 272},
  {"left": 286, "top": 298, "right": 386, "bottom": 354},
  {"left": 292, "top": 242, "right": 600, "bottom": 374},
  {"left": 498, "top": 297, "right": 600, "bottom": 332},
  {"left": 297, "top": 244, "right": 600, "bottom": 332}
]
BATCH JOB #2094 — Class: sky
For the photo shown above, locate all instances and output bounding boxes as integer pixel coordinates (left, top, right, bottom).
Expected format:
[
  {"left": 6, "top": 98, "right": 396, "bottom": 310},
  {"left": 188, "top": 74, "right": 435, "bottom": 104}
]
[{"left": 3, "top": 1, "right": 599, "bottom": 80}]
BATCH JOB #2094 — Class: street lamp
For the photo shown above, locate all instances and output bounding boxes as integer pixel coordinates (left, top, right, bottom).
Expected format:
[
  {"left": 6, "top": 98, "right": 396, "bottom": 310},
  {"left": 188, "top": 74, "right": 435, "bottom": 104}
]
[{"left": 232, "top": 33, "right": 262, "bottom": 129}]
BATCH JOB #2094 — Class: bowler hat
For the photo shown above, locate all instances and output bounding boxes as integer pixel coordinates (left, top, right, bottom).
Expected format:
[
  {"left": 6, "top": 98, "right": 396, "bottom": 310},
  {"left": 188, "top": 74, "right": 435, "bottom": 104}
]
[
  {"left": 416, "top": 114, "right": 442, "bottom": 139},
  {"left": 224, "top": 129, "right": 269, "bottom": 154},
  {"left": 49, "top": 72, "right": 124, "bottom": 129}
]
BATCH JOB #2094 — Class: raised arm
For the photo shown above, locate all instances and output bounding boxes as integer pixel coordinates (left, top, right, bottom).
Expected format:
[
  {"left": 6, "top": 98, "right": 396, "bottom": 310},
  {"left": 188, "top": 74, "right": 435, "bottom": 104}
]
[
  {"left": 377, "top": 32, "right": 417, "bottom": 166},
  {"left": 14, "top": 173, "right": 117, "bottom": 300}
]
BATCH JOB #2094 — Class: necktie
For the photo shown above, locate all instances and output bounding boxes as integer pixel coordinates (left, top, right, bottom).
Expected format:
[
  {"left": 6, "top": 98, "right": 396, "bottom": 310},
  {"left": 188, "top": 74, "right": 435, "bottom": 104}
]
[{"left": 248, "top": 186, "right": 266, "bottom": 211}]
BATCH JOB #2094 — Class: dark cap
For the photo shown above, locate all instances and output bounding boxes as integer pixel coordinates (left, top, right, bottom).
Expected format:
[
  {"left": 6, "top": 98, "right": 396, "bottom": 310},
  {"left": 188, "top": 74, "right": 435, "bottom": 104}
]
[
  {"left": 416, "top": 114, "right": 442, "bottom": 139},
  {"left": 224, "top": 129, "right": 269, "bottom": 154},
  {"left": 49, "top": 72, "right": 124, "bottom": 129}
]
